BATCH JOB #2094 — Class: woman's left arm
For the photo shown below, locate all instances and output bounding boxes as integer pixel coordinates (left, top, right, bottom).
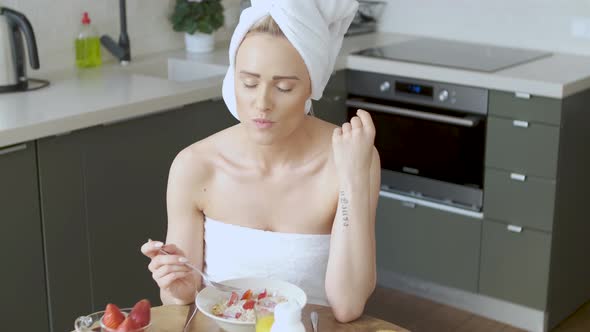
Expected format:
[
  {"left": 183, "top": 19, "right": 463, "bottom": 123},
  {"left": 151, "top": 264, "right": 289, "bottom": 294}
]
[{"left": 325, "top": 109, "right": 381, "bottom": 323}]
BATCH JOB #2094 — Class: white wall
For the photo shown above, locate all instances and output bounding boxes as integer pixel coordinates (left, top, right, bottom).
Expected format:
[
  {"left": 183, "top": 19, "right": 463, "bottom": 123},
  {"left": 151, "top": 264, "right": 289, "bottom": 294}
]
[
  {"left": 1, "top": 0, "right": 241, "bottom": 74},
  {"left": 377, "top": 0, "right": 590, "bottom": 56},
  {"left": 7, "top": 0, "right": 590, "bottom": 75}
]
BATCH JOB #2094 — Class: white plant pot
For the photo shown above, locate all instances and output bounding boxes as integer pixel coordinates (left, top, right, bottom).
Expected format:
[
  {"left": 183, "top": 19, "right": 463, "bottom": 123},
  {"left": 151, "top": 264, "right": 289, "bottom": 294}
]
[{"left": 184, "top": 32, "right": 215, "bottom": 53}]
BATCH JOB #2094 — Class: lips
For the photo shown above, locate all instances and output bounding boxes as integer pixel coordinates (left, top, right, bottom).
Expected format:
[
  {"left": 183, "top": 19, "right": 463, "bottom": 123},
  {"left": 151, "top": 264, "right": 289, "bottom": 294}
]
[{"left": 253, "top": 118, "right": 275, "bottom": 129}]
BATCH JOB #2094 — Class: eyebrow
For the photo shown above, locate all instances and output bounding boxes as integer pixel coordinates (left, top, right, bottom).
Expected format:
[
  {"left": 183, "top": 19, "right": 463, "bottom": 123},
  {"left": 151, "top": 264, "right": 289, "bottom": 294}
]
[{"left": 239, "top": 70, "right": 300, "bottom": 80}]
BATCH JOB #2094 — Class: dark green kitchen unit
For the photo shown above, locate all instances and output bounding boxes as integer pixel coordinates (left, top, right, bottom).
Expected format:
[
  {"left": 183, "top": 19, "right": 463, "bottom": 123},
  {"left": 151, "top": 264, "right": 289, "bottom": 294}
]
[
  {"left": 484, "top": 168, "right": 556, "bottom": 232},
  {"left": 37, "top": 99, "right": 237, "bottom": 332},
  {"left": 0, "top": 142, "right": 49, "bottom": 331},
  {"left": 480, "top": 88, "right": 590, "bottom": 329},
  {"left": 479, "top": 219, "right": 551, "bottom": 310},
  {"left": 313, "top": 70, "right": 348, "bottom": 126},
  {"left": 376, "top": 195, "right": 481, "bottom": 292}
]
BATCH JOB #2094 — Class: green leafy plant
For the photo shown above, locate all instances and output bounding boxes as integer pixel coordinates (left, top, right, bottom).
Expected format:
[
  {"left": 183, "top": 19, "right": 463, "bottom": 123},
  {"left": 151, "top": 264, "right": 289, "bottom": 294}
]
[{"left": 170, "top": 0, "right": 225, "bottom": 35}]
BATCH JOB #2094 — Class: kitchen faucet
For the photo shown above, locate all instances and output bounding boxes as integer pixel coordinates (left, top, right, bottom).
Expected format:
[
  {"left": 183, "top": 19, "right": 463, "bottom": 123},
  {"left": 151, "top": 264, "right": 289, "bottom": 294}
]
[{"left": 100, "top": 0, "right": 130, "bottom": 64}]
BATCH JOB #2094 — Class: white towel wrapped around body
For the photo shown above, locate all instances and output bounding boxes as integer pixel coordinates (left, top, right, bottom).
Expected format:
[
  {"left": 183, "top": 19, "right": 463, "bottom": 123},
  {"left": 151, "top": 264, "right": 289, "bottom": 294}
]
[{"left": 222, "top": 0, "right": 359, "bottom": 120}]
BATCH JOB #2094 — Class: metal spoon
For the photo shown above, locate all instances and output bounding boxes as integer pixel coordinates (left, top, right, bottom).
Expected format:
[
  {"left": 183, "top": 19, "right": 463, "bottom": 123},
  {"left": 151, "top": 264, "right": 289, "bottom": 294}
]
[{"left": 158, "top": 248, "right": 241, "bottom": 293}]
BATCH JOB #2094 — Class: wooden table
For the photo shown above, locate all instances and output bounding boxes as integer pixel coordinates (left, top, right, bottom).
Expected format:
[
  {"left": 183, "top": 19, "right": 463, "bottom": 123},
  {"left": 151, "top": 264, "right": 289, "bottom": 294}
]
[{"left": 150, "top": 304, "right": 409, "bottom": 331}]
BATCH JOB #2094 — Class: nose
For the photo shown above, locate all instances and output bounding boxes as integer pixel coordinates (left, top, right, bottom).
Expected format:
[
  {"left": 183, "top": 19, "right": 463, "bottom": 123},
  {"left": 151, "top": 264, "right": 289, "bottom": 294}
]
[{"left": 254, "top": 85, "right": 272, "bottom": 112}]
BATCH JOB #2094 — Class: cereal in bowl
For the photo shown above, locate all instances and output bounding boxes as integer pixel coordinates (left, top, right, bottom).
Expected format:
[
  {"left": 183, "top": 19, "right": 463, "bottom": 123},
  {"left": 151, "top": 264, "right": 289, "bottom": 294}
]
[{"left": 211, "top": 289, "right": 287, "bottom": 323}]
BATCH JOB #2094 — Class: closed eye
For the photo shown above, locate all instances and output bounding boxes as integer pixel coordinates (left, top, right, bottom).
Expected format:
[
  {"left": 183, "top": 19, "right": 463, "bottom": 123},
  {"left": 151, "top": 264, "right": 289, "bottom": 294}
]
[{"left": 243, "top": 83, "right": 257, "bottom": 89}]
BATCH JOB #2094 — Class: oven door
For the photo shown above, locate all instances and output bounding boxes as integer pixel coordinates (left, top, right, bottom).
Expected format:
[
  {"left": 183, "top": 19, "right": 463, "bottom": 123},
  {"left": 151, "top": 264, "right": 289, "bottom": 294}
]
[{"left": 346, "top": 97, "right": 486, "bottom": 211}]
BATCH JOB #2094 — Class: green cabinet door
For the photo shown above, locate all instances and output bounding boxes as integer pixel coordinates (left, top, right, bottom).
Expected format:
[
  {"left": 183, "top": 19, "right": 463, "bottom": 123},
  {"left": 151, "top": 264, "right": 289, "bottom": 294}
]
[
  {"left": 0, "top": 143, "right": 49, "bottom": 331},
  {"left": 488, "top": 90, "right": 561, "bottom": 125},
  {"left": 484, "top": 169, "right": 556, "bottom": 232},
  {"left": 485, "top": 116, "right": 560, "bottom": 179},
  {"left": 313, "top": 70, "right": 347, "bottom": 125},
  {"left": 479, "top": 219, "right": 551, "bottom": 310},
  {"left": 38, "top": 100, "right": 237, "bottom": 331},
  {"left": 376, "top": 194, "right": 482, "bottom": 292}
]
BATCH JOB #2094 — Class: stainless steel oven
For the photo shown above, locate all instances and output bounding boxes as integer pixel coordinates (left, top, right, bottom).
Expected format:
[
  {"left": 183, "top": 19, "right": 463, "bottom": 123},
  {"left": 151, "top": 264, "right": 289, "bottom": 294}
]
[{"left": 346, "top": 70, "right": 488, "bottom": 212}]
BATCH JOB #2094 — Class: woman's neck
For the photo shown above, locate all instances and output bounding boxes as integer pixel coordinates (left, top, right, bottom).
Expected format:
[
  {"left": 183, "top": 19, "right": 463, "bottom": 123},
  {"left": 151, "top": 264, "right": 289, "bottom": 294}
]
[{"left": 240, "top": 117, "right": 323, "bottom": 174}]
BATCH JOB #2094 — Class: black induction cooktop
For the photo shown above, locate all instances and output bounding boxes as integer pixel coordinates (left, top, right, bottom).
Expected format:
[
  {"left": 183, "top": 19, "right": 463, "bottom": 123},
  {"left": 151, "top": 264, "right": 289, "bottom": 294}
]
[{"left": 354, "top": 37, "right": 552, "bottom": 72}]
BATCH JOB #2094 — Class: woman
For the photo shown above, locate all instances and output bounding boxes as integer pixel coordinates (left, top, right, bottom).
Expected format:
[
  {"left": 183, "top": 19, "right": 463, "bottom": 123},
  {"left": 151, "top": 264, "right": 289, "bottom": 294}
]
[{"left": 141, "top": 0, "right": 380, "bottom": 322}]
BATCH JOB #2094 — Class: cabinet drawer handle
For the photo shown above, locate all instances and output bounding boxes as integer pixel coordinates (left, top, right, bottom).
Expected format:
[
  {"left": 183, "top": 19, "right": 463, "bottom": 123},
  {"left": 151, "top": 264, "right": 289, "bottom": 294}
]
[
  {"left": 402, "top": 201, "right": 416, "bottom": 208},
  {"left": 512, "top": 120, "right": 529, "bottom": 128},
  {"left": 510, "top": 173, "right": 527, "bottom": 182},
  {"left": 0, "top": 143, "right": 27, "bottom": 156},
  {"left": 507, "top": 224, "right": 523, "bottom": 233},
  {"left": 515, "top": 92, "right": 531, "bottom": 99}
]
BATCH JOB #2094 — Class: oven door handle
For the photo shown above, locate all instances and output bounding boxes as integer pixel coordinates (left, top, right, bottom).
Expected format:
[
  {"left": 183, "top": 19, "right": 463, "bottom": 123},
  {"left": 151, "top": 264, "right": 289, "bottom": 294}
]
[{"left": 345, "top": 99, "right": 480, "bottom": 127}]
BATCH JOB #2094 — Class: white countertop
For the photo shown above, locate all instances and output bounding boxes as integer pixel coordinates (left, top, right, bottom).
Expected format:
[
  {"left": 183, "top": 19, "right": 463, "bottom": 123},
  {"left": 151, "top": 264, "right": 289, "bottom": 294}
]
[{"left": 2, "top": 32, "right": 590, "bottom": 148}]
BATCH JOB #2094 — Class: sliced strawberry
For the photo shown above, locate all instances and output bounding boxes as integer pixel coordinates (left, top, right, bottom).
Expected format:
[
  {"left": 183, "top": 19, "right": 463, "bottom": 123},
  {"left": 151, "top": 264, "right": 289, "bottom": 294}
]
[
  {"left": 102, "top": 303, "right": 125, "bottom": 329},
  {"left": 235, "top": 312, "right": 242, "bottom": 319},
  {"left": 227, "top": 292, "right": 239, "bottom": 307},
  {"left": 242, "top": 299, "right": 256, "bottom": 310},
  {"left": 241, "top": 289, "right": 252, "bottom": 300},
  {"left": 257, "top": 289, "right": 267, "bottom": 300},
  {"left": 116, "top": 316, "right": 140, "bottom": 332},
  {"left": 129, "top": 299, "right": 151, "bottom": 327}
]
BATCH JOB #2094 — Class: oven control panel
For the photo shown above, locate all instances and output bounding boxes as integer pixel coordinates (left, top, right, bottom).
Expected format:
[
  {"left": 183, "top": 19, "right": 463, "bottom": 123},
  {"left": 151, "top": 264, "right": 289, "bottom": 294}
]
[{"left": 347, "top": 70, "right": 489, "bottom": 115}]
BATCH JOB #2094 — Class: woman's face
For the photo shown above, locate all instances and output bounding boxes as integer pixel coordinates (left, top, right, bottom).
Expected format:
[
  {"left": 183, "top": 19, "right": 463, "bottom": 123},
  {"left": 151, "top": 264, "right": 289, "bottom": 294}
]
[{"left": 234, "top": 33, "right": 312, "bottom": 145}]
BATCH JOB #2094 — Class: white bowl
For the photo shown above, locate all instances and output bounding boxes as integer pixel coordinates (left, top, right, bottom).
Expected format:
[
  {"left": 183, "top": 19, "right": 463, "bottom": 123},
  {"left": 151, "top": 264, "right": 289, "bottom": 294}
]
[{"left": 196, "top": 277, "right": 307, "bottom": 332}]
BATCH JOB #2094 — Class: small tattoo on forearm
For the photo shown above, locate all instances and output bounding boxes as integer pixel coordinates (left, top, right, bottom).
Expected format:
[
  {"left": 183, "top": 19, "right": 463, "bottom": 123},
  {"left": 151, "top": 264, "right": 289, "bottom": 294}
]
[{"left": 340, "top": 191, "right": 349, "bottom": 227}]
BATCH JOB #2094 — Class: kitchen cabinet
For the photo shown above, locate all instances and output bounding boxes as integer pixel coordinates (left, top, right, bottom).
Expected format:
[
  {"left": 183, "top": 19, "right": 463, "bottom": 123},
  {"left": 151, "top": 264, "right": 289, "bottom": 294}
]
[
  {"left": 0, "top": 143, "right": 49, "bottom": 331},
  {"left": 376, "top": 194, "right": 481, "bottom": 292},
  {"left": 485, "top": 116, "right": 560, "bottom": 178},
  {"left": 488, "top": 90, "right": 561, "bottom": 125},
  {"left": 479, "top": 219, "right": 551, "bottom": 309},
  {"left": 484, "top": 168, "right": 556, "bottom": 232},
  {"left": 38, "top": 99, "right": 237, "bottom": 332},
  {"left": 313, "top": 70, "right": 347, "bottom": 125},
  {"left": 479, "top": 88, "right": 590, "bottom": 329}
]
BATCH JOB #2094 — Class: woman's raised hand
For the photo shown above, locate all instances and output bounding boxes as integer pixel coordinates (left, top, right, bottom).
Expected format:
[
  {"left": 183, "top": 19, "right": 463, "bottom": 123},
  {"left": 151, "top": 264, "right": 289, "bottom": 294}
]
[
  {"left": 141, "top": 239, "right": 197, "bottom": 300},
  {"left": 332, "top": 109, "right": 376, "bottom": 181}
]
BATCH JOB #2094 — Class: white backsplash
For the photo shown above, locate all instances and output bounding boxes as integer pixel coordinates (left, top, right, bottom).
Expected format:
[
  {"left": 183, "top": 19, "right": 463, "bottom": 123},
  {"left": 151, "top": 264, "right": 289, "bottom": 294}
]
[
  {"left": 1, "top": 0, "right": 241, "bottom": 75},
  {"left": 377, "top": 0, "right": 590, "bottom": 56},
  {"left": 7, "top": 0, "right": 590, "bottom": 76}
]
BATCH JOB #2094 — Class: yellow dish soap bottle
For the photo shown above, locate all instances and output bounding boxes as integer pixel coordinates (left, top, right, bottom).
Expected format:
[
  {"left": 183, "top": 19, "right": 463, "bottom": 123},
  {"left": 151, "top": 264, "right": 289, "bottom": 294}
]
[{"left": 75, "top": 12, "right": 101, "bottom": 68}]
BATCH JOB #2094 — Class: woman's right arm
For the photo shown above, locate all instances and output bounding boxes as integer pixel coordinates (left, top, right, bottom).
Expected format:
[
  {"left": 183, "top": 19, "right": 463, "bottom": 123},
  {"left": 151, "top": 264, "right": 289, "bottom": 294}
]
[{"left": 142, "top": 147, "right": 209, "bottom": 304}]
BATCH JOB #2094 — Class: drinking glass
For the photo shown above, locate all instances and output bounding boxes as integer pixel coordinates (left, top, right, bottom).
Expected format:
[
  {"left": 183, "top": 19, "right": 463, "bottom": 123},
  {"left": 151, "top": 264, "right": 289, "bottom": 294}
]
[{"left": 74, "top": 308, "right": 152, "bottom": 332}]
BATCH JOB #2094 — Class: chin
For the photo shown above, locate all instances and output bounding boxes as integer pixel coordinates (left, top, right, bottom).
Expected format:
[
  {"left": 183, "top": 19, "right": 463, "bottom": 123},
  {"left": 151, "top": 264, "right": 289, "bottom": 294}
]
[{"left": 249, "top": 131, "right": 280, "bottom": 145}]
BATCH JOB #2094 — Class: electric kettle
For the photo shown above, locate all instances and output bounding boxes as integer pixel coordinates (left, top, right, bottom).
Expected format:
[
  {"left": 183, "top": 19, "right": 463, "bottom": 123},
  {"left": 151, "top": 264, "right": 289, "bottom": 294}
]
[{"left": 0, "top": 7, "right": 40, "bottom": 93}]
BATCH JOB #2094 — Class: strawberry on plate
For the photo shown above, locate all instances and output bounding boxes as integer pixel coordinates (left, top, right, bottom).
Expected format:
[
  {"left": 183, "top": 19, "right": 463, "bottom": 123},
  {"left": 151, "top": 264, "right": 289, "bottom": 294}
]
[
  {"left": 129, "top": 299, "right": 151, "bottom": 328},
  {"left": 116, "top": 316, "right": 140, "bottom": 332},
  {"left": 102, "top": 303, "right": 125, "bottom": 329}
]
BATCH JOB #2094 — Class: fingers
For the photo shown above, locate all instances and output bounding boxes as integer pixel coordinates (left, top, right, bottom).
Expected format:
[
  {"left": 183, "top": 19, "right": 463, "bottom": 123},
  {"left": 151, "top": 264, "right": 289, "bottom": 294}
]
[
  {"left": 152, "top": 263, "right": 192, "bottom": 280},
  {"left": 160, "top": 243, "right": 186, "bottom": 256},
  {"left": 342, "top": 122, "right": 352, "bottom": 133},
  {"left": 148, "top": 253, "right": 189, "bottom": 273},
  {"left": 141, "top": 239, "right": 164, "bottom": 259},
  {"left": 344, "top": 109, "right": 374, "bottom": 133},
  {"left": 155, "top": 271, "right": 192, "bottom": 290},
  {"left": 350, "top": 116, "right": 362, "bottom": 129},
  {"left": 355, "top": 109, "right": 375, "bottom": 132},
  {"left": 143, "top": 239, "right": 193, "bottom": 290}
]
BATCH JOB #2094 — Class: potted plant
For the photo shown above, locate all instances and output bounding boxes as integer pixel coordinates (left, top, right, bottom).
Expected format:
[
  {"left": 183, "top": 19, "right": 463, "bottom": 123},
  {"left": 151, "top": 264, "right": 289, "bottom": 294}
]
[{"left": 170, "top": 0, "right": 225, "bottom": 53}]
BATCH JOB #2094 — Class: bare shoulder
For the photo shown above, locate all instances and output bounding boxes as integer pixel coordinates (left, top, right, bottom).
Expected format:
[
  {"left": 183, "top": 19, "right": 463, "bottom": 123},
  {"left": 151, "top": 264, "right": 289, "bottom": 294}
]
[{"left": 168, "top": 125, "right": 238, "bottom": 203}]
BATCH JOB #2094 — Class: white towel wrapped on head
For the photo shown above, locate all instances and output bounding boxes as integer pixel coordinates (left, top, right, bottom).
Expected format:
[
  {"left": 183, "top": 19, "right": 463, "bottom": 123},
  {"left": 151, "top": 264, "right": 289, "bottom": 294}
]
[{"left": 222, "top": 0, "right": 359, "bottom": 120}]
